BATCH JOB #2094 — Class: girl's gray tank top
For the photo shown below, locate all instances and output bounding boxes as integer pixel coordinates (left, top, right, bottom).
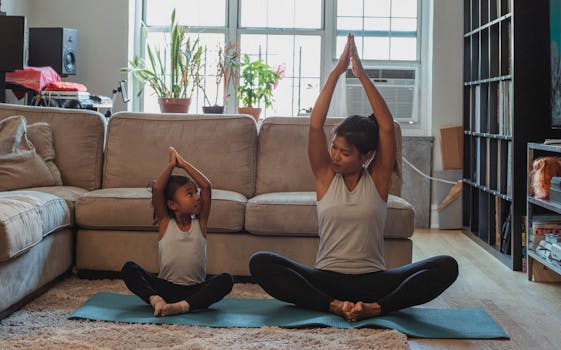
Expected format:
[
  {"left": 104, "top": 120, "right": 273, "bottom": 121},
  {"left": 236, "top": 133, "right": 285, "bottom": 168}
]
[{"left": 158, "top": 218, "right": 207, "bottom": 285}]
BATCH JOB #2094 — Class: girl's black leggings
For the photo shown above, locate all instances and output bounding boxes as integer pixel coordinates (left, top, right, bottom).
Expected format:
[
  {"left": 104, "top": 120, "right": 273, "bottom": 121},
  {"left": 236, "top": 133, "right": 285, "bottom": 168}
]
[
  {"left": 249, "top": 252, "right": 458, "bottom": 315},
  {"left": 121, "top": 261, "right": 233, "bottom": 310}
]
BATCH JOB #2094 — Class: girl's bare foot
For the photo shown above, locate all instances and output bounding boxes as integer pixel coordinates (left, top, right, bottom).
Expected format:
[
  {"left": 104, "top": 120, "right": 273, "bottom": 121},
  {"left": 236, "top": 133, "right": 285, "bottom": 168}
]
[
  {"left": 149, "top": 295, "right": 166, "bottom": 317},
  {"left": 329, "top": 299, "right": 355, "bottom": 320},
  {"left": 347, "top": 301, "right": 382, "bottom": 321},
  {"left": 161, "top": 300, "right": 190, "bottom": 316}
]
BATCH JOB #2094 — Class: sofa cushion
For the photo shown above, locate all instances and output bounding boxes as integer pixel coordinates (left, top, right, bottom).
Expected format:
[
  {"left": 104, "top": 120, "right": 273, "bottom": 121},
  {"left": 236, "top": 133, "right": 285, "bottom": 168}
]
[
  {"left": 103, "top": 113, "right": 257, "bottom": 198},
  {"left": 256, "top": 117, "right": 403, "bottom": 196},
  {"left": 0, "top": 116, "right": 61, "bottom": 191},
  {"left": 385, "top": 195, "right": 415, "bottom": 239},
  {"left": 0, "top": 191, "right": 71, "bottom": 262},
  {"left": 0, "top": 104, "right": 106, "bottom": 191},
  {"left": 27, "top": 186, "right": 89, "bottom": 224},
  {"left": 245, "top": 192, "right": 318, "bottom": 236},
  {"left": 27, "top": 121, "right": 63, "bottom": 186},
  {"left": 76, "top": 188, "right": 246, "bottom": 232},
  {"left": 245, "top": 193, "right": 414, "bottom": 239}
]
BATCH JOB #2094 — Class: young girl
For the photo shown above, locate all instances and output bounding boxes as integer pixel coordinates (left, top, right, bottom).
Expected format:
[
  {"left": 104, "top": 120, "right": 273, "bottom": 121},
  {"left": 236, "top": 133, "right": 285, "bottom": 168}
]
[
  {"left": 249, "top": 34, "right": 458, "bottom": 322},
  {"left": 122, "top": 146, "right": 233, "bottom": 317}
]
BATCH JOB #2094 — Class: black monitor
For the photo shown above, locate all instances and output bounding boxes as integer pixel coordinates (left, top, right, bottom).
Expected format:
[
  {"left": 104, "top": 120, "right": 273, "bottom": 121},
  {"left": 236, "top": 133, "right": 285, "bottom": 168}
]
[{"left": 0, "top": 16, "right": 27, "bottom": 72}]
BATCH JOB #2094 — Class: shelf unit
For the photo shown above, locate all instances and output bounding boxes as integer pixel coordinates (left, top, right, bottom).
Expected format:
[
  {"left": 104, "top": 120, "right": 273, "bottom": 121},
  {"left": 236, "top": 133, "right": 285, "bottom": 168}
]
[
  {"left": 462, "top": 0, "right": 555, "bottom": 270},
  {"left": 526, "top": 143, "right": 561, "bottom": 280}
]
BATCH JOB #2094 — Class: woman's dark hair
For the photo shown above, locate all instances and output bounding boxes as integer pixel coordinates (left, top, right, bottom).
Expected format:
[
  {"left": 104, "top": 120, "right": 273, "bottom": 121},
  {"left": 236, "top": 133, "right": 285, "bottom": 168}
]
[
  {"left": 148, "top": 175, "right": 193, "bottom": 223},
  {"left": 332, "top": 114, "right": 379, "bottom": 155}
]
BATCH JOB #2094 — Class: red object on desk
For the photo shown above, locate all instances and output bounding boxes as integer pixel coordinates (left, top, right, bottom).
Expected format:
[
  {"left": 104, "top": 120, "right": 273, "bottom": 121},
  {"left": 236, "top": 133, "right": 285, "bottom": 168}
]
[
  {"left": 6, "top": 66, "right": 61, "bottom": 98},
  {"left": 43, "top": 81, "right": 87, "bottom": 92}
]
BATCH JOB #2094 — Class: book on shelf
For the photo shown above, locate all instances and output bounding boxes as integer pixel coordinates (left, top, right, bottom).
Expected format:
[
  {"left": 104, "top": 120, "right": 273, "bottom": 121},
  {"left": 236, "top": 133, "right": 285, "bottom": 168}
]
[
  {"left": 495, "top": 196, "right": 502, "bottom": 249},
  {"left": 475, "top": 85, "right": 481, "bottom": 133},
  {"left": 544, "top": 139, "right": 561, "bottom": 145},
  {"left": 530, "top": 215, "right": 561, "bottom": 250},
  {"left": 506, "top": 141, "right": 512, "bottom": 196}
]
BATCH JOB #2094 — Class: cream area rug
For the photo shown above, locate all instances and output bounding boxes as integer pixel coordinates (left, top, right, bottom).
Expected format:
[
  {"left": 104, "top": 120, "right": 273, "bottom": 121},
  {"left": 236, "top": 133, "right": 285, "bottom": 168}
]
[{"left": 0, "top": 277, "right": 409, "bottom": 350}]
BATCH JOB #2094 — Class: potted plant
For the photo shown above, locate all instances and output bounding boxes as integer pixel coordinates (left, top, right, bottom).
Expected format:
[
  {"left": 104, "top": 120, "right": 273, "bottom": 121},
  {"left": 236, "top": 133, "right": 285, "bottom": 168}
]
[
  {"left": 201, "top": 42, "right": 241, "bottom": 114},
  {"left": 122, "top": 9, "right": 203, "bottom": 113},
  {"left": 237, "top": 54, "right": 283, "bottom": 122}
]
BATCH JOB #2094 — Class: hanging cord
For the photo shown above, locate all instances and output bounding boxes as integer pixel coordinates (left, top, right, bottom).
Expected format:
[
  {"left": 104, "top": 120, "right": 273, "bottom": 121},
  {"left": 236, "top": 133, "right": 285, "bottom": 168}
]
[{"left": 401, "top": 156, "right": 460, "bottom": 185}]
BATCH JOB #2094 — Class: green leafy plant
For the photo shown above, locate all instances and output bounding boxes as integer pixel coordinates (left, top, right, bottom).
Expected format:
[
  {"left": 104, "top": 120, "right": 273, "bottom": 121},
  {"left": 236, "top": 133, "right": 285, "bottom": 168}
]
[
  {"left": 121, "top": 9, "right": 204, "bottom": 99},
  {"left": 237, "top": 54, "right": 283, "bottom": 108},
  {"left": 201, "top": 42, "right": 240, "bottom": 107}
]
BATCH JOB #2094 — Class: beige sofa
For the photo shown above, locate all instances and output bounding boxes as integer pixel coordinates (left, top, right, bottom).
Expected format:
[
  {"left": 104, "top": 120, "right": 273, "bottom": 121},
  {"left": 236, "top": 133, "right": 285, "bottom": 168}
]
[
  {"left": 0, "top": 104, "right": 414, "bottom": 317},
  {"left": 0, "top": 104, "right": 106, "bottom": 317}
]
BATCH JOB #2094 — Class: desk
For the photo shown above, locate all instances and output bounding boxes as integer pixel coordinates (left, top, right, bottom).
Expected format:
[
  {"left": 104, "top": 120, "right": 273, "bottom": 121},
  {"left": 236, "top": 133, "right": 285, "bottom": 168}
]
[{"left": 35, "top": 91, "right": 113, "bottom": 116}]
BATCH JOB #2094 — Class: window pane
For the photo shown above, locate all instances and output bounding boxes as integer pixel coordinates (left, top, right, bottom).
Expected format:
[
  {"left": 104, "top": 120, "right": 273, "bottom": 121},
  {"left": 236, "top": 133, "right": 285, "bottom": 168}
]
[
  {"left": 240, "top": 34, "right": 321, "bottom": 116},
  {"left": 145, "top": 0, "right": 226, "bottom": 27},
  {"left": 241, "top": 0, "right": 321, "bottom": 29},
  {"left": 337, "top": 0, "right": 363, "bottom": 17},
  {"left": 365, "top": 0, "right": 391, "bottom": 17},
  {"left": 391, "top": 18, "right": 417, "bottom": 32},
  {"left": 337, "top": 17, "right": 363, "bottom": 31},
  {"left": 390, "top": 37, "right": 416, "bottom": 60},
  {"left": 335, "top": 0, "right": 419, "bottom": 61},
  {"left": 363, "top": 36, "right": 390, "bottom": 60},
  {"left": 364, "top": 17, "right": 391, "bottom": 31},
  {"left": 391, "top": 0, "right": 417, "bottom": 18}
]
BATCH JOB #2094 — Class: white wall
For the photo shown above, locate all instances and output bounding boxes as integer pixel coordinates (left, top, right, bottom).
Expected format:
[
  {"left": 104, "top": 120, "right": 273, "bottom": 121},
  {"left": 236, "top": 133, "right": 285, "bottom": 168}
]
[
  {"left": 2, "top": 0, "right": 31, "bottom": 16},
  {"left": 428, "top": 0, "right": 464, "bottom": 226},
  {"left": 8, "top": 0, "right": 132, "bottom": 112}
]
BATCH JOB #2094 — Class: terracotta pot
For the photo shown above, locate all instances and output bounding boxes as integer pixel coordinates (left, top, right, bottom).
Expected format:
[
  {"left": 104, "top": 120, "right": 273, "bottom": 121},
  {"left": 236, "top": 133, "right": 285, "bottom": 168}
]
[
  {"left": 158, "top": 97, "right": 191, "bottom": 113},
  {"left": 203, "top": 105, "right": 225, "bottom": 114},
  {"left": 238, "top": 107, "right": 262, "bottom": 123}
]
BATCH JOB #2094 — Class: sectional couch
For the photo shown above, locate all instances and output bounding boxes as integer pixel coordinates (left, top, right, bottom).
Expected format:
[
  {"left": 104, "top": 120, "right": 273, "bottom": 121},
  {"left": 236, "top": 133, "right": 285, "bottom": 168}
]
[{"left": 0, "top": 103, "right": 414, "bottom": 317}]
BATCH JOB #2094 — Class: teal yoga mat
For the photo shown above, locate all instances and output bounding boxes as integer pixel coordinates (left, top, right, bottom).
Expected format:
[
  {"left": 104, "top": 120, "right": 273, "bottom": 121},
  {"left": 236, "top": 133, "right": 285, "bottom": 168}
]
[{"left": 69, "top": 292, "right": 508, "bottom": 339}]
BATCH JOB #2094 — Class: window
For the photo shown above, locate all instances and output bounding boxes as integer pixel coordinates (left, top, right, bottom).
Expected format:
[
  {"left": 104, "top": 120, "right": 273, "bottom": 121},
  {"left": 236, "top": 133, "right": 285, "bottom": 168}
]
[{"left": 136, "top": 0, "right": 421, "bottom": 123}]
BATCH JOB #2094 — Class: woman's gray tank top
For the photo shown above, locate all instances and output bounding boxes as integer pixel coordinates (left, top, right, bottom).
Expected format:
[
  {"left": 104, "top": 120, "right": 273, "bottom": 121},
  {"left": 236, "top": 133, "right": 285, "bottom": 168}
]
[
  {"left": 315, "top": 167, "right": 387, "bottom": 274},
  {"left": 158, "top": 218, "right": 207, "bottom": 285}
]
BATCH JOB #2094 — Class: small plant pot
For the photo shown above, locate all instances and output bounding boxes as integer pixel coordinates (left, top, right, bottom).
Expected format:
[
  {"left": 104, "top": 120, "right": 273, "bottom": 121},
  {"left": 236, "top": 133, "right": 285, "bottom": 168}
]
[
  {"left": 158, "top": 98, "right": 191, "bottom": 113},
  {"left": 203, "top": 105, "right": 225, "bottom": 114},
  {"left": 238, "top": 107, "right": 262, "bottom": 123}
]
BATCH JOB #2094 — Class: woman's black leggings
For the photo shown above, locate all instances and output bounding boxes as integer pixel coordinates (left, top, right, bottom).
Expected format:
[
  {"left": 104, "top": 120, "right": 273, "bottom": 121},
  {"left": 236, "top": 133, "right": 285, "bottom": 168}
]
[
  {"left": 121, "top": 261, "right": 233, "bottom": 310},
  {"left": 249, "top": 252, "right": 458, "bottom": 315}
]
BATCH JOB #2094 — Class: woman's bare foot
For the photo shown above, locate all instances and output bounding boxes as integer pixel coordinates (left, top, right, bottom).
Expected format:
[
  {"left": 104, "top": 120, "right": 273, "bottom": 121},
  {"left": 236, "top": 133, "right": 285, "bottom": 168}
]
[
  {"left": 149, "top": 295, "right": 166, "bottom": 317},
  {"left": 161, "top": 300, "right": 190, "bottom": 316},
  {"left": 347, "top": 301, "right": 382, "bottom": 321},
  {"left": 329, "top": 299, "right": 355, "bottom": 320}
]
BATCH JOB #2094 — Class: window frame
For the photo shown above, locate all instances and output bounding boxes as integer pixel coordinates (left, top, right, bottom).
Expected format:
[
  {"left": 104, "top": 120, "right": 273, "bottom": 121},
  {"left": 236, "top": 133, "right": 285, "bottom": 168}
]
[{"left": 134, "top": 0, "right": 424, "bottom": 126}]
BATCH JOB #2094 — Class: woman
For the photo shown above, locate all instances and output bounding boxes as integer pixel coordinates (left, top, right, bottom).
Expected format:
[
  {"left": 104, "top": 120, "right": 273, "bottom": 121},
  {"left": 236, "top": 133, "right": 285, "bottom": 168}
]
[{"left": 249, "top": 34, "right": 458, "bottom": 322}]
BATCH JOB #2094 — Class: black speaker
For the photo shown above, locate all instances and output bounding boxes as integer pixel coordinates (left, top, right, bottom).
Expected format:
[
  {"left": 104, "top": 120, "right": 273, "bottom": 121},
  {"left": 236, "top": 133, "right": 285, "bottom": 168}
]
[
  {"left": 0, "top": 16, "right": 28, "bottom": 71},
  {"left": 29, "top": 27, "right": 77, "bottom": 76}
]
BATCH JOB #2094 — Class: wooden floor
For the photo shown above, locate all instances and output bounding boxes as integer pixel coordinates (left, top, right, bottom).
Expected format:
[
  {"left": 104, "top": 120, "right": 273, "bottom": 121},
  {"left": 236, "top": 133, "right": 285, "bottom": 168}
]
[{"left": 410, "top": 229, "right": 561, "bottom": 350}]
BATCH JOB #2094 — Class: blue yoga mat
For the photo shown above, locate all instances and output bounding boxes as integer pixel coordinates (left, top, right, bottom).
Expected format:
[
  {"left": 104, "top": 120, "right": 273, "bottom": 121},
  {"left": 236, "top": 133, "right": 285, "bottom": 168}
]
[{"left": 69, "top": 292, "right": 508, "bottom": 339}]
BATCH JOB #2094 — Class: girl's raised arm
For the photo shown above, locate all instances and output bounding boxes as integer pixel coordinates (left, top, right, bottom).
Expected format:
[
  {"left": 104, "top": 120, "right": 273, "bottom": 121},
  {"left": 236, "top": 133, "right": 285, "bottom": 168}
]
[
  {"left": 153, "top": 147, "right": 176, "bottom": 236},
  {"left": 173, "top": 148, "right": 212, "bottom": 235}
]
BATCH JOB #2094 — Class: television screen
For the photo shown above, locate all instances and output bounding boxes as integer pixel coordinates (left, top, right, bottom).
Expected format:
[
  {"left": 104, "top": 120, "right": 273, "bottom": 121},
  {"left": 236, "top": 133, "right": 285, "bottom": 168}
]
[{"left": 551, "top": 0, "right": 561, "bottom": 127}]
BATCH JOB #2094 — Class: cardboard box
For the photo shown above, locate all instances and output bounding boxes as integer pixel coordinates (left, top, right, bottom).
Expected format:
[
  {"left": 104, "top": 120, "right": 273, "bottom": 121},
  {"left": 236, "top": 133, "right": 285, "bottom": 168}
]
[
  {"left": 440, "top": 126, "right": 463, "bottom": 169},
  {"left": 435, "top": 170, "right": 463, "bottom": 229}
]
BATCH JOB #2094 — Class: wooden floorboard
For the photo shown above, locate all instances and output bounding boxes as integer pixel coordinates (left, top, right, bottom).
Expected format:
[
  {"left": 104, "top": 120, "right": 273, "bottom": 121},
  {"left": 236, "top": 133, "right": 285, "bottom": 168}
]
[{"left": 409, "top": 229, "right": 561, "bottom": 350}]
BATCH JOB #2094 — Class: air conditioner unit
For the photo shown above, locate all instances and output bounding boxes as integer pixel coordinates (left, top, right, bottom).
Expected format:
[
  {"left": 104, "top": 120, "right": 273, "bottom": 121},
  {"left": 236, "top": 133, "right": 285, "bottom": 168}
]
[{"left": 346, "top": 68, "right": 419, "bottom": 122}]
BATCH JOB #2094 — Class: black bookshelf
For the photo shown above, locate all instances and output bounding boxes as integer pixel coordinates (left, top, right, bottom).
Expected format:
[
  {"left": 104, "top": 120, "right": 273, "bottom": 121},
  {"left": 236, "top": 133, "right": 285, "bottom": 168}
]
[{"left": 462, "top": 0, "right": 557, "bottom": 270}]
